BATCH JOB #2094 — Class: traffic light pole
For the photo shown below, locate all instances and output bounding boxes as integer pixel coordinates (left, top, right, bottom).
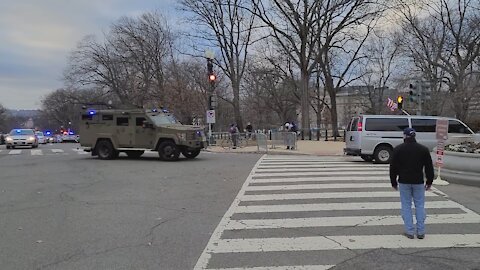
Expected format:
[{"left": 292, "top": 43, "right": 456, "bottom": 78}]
[{"left": 417, "top": 82, "right": 422, "bottom": 115}]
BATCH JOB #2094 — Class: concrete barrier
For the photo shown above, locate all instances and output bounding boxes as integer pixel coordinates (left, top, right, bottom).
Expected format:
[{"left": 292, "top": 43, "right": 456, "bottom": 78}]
[{"left": 432, "top": 150, "right": 480, "bottom": 187}]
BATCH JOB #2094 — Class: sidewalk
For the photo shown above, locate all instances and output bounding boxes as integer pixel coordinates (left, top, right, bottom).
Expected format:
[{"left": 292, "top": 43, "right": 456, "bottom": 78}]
[{"left": 205, "top": 140, "right": 345, "bottom": 156}]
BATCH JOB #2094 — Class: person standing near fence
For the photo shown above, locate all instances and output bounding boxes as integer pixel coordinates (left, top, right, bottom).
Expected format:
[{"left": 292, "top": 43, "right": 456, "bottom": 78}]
[
  {"left": 229, "top": 123, "right": 239, "bottom": 149},
  {"left": 246, "top": 122, "right": 253, "bottom": 139}
]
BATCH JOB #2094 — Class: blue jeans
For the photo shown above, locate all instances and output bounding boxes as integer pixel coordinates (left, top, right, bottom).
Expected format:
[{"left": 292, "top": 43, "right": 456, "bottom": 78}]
[{"left": 399, "top": 183, "right": 426, "bottom": 235}]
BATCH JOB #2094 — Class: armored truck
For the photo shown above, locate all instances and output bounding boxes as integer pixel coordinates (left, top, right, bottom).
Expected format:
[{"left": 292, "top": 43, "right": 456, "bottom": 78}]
[{"left": 79, "top": 108, "right": 206, "bottom": 161}]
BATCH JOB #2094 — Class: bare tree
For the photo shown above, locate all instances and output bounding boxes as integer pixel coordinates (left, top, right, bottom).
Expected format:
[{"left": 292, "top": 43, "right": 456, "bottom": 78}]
[
  {"left": 65, "top": 12, "right": 173, "bottom": 107},
  {"left": 361, "top": 30, "right": 403, "bottom": 114},
  {"left": 180, "top": 0, "right": 257, "bottom": 132},
  {"left": 314, "top": 0, "right": 385, "bottom": 137},
  {"left": 0, "top": 103, "right": 7, "bottom": 132},
  {"left": 399, "top": 0, "right": 480, "bottom": 121},
  {"left": 251, "top": 0, "right": 385, "bottom": 138},
  {"left": 41, "top": 88, "right": 108, "bottom": 131},
  {"left": 245, "top": 65, "right": 298, "bottom": 124}
]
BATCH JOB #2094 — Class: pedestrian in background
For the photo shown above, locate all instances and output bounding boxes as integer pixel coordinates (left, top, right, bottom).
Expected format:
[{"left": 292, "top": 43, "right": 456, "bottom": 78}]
[
  {"left": 390, "top": 128, "right": 434, "bottom": 240},
  {"left": 229, "top": 123, "right": 239, "bottom": 149},
  {"left": 245, "top": 122, "right": 253, "bottom": 139}
]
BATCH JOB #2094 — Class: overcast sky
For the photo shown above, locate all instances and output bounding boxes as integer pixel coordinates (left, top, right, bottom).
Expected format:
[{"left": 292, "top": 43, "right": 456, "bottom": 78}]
[{"left": 0, "top": 0, "right": 178, "bottom": 110}]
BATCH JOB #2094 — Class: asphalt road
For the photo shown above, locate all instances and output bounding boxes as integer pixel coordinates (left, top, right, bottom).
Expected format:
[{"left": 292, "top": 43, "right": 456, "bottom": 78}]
[
  {"left": 0, "top": 143, "right": 261, "bottom": 269},
  {"left": 1, "top": 144, "right": 480, "bottom": 270}
]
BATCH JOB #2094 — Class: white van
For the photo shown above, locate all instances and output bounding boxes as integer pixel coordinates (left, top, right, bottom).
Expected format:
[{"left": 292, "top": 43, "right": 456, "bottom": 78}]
[{"left": 344, "top": 115, "right": 478, "bottom": 163}]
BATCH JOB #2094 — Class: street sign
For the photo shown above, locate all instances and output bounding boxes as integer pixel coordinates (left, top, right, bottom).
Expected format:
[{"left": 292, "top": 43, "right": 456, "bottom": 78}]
[
  {"left": 436, "top": 119, "right": 448, "bottom": 141},
  {"left": 436, "top": 153, "right": 444, "bottom": 166},
  {"left": 206, "top": 110, "right": 216, "bottom": 124}
]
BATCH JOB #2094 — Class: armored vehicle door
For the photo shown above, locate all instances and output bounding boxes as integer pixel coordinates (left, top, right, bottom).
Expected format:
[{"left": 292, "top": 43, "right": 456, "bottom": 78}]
[
  {"left": 134, "top": 115, "right": 156, "bottom": 149},
  {"left": 115, "top": 115, "right": 134, "bottom": 147}
]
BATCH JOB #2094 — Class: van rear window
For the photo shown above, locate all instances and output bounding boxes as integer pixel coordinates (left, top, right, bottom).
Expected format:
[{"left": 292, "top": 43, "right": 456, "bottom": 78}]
[
  {"left": 350, "top": 118, "right": 359, "bottom": 131},
  {"left": 365, "top": 118, "right": 408, "bottom": 131}
]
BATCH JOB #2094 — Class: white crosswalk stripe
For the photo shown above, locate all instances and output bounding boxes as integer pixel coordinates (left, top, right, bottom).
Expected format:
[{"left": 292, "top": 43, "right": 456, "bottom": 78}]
[
  {"left": 51, "top": 149, "right": 64, "bottom": 153},
  {"left": 31, "top": 149, "right": 43, "bottom": 155},
  {"left": 195, "top": 155, "right": 480, "bottom": 270},
  {"left": 9, "top": 150, "right": 22, "bottom": 155}
]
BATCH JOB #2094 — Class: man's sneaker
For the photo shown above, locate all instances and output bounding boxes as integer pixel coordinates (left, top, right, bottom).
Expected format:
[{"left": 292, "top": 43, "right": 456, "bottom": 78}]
[
  {"left": 403, "top": 233, "right": 414, "bottom": 239},
  {"left": 417, "top": 234, "right": 425, "bottom": 239}
]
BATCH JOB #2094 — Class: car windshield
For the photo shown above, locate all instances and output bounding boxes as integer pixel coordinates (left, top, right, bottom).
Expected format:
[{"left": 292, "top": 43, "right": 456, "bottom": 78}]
[
  {"left": 36, "top": 132, "right": 44, "bottom": 137},
  {"left": 148, "top": 113, "right": 179, "bottom": 125},
  {"left": 10, "top": 129, "right": 34, "bottom": 135}
]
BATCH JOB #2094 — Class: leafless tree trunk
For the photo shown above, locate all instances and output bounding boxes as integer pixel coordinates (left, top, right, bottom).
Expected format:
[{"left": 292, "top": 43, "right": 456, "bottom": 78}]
[
  {"left": 252, "top": 0, "right": 384, "bottom": 138},
  {"left": 180, "top": 0, "right": 257, "bottom": 132}
]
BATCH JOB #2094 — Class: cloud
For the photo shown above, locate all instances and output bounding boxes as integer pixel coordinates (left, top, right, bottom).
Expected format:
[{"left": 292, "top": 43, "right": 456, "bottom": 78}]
[{"left": 0, "top": 0, "right": 178, "bottom": 109}]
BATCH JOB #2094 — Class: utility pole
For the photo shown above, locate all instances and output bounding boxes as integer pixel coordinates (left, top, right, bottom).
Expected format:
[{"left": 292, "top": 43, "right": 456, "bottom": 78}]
[{"left": 417, "top": 81, "right": 422, "bottom": 116}]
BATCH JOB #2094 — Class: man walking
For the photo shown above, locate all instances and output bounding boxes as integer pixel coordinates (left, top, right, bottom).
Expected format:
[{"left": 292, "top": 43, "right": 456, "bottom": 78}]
[{"left": 390, "top": 128, "right": 434, "bottom": 239}]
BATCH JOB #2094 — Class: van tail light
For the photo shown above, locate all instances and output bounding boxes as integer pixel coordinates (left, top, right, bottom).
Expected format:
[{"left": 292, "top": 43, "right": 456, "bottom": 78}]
[{"left": 357, "top": 121, "right": 363, "bottom": 131}]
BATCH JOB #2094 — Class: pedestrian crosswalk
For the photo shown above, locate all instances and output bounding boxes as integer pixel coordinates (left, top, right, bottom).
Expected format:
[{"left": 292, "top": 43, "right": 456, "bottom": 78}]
[
  {"left": 0, "top": 148, "right": 86, "bottom": 156},
  {"left": 195, "top": 155, "right": 480, "bottom": 270}
]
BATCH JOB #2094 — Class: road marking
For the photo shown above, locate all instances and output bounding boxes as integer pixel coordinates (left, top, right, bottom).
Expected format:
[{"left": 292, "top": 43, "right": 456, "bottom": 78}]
[
  {"left": 194, "top": 155, "right": 267, "bottom": 269},
  {"left": 9, "top": 150, "right": 22, "bottom": 155},
  {"left": 234, "top": 200, "right": 460, "bottom": 213},
  {"left": 253, "top": 171, "right": 387, "bottom": 177},
  {"left": 241, "top": 191, "right": 437, "bottom": 201},
  {"left": 51, "top": 149, "right": 64, "bottom": 153},
  {"left": 255, "top": 167, "right": 389, "bottom": 173},
  {"left": 208, "top": 266, "right": 334, "bottom": 270},
  {"left": 207, "top": 234, "right": 480, "bottom": 253},
  {"left": 196, "top": 155, "right": 480, "bottom": 269},
  {"left": 250, "top": 176, "right": 388, "bottom": 183},
  {"left": 257, "top": 164, "right": 387, "bottom": 168},
  {"left": 31, "top": 149, "right": 43, "bottom": 155},
  {"left": 245, "top": 183, "right": 391, "bottom": 191},
  {"left": 225, "top": 213, "right": 480, "bottom": 230}
]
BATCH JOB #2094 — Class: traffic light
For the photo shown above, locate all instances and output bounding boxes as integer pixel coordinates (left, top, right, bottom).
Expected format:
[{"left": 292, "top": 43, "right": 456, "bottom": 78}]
[
  {"left": 397, "top": 95, "right": 403, "bottom": 110},
  {"left": 207, "top": 58, "right": 215, "bottom": 86},
  {"left": 409, "top": 84, "right": 416, "bottom": 102}
]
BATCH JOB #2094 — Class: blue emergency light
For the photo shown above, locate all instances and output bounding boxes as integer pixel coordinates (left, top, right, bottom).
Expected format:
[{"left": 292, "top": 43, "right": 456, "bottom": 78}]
[{"left": 88, "top": 110, "right": 97, "bottom": 115}]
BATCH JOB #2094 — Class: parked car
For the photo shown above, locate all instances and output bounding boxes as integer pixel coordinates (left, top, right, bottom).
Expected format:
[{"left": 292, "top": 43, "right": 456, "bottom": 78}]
[
  {"left": 62, "top": 133, "right": 79, "bottom": 143},
  {"left": 5, "top": 129, "right": 39, "bottom": 149},
  {"left": 344, "top": 115, "right": 478, "bottom": 164},
  {"left": 35, "top": 131, "right": 47, "bottom": 144}
]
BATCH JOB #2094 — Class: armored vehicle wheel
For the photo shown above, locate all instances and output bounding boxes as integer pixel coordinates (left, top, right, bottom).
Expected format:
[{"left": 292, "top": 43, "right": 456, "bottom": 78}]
[
  {"left": 126, "top": 150, "right": 144, "bottom": 158},
  {"left": 182, "top": 149, "right": 201, "bottom": 159},
  {"left": 96, "top": 140, "right": 117, "bottom": 160},
  {"left": 158, "top": 141, "right": 180, "bottom": 161}
]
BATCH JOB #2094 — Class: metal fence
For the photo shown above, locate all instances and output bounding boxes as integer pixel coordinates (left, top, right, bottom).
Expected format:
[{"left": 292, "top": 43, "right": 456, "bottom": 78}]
[{"left": 270, "top": 131, "right": 297, "bottom": 149}]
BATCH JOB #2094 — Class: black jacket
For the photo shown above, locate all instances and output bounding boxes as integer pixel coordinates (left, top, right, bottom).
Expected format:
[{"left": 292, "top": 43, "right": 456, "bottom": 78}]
[{"left": 389, "top": 139, "right": 434, "bottom": 187}]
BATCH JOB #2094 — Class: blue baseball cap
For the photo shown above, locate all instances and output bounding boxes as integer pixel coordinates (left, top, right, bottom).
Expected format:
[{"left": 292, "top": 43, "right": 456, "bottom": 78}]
[{"left": 403, "top": 127, "right": 416, "bottom": 137}]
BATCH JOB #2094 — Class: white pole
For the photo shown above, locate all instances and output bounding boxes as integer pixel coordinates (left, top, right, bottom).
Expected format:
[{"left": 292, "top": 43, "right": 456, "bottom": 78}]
[
  {"left": 208, "top": 123, "right": 212, "bottom": 145},
  {"left": 434, "top": 163, "right": 449, "bottom": 186}
]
